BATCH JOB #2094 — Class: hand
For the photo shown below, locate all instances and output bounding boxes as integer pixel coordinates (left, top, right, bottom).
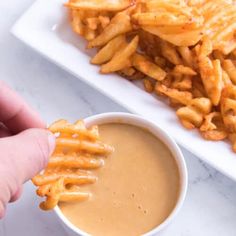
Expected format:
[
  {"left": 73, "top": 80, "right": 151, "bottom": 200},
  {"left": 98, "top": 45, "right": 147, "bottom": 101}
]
[{"left": 0, "top": 81, "right": 55, "bottom": 218}]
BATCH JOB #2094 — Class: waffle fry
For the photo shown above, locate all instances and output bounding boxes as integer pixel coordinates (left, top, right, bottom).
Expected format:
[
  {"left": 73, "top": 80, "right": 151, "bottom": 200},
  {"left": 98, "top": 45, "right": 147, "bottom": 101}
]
[
  {"left": 32, "top": 120, "right": 113, "bottom": 210},
  {"left": 66, "top": 0, "right": 236, "bottom": 152}
]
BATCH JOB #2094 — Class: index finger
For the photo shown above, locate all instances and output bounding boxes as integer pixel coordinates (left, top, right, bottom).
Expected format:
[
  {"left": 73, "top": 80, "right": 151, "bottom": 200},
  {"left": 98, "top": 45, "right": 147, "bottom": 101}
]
[{"left": 0, "top": 81, "right": 45, "bottom": 133}]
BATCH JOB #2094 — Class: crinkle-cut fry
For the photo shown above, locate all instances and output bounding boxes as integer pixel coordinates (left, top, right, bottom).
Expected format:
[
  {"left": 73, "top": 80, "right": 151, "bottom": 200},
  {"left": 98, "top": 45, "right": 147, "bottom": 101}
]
[
  {"left": 87, "top": 12, "right": 132, "bottom": 48},
  {"left": 160, "top": 41, "right": 182, "bottom": 65},
  {"left": 36, "top": 184, "right": 51, "bottom": 197},
  {"left": 39, "top": 178, "right": 65, "bottom": 210},
  {"left": 48, "top": 154, "right": 104, "bottom": 169},
  {"left": 172, "top": 65, "right": 197, "bottom": 76},
  {"left": 64, "top": 0, "right": 130, "bottom": 11},
  {"left": 228, "top": 133, "right": 236, "bottom": 152},
  {"left": 32, "top": 171, "right": 96, "bottom": 186},
  {"left": 223, "top": 59, "right": 236, "bottom": 84},
  {"left": 49, "top": 119, "right": 99, "bottom": 141},
  {"left": 198, "top": 57, "right": 223, "bottom": 106},
  {"left": 155, "top": 83, "right": 192, "bottom": 105},
  {"left": 91, "top": 35, "right": 126, "bottom": 64},
  {"left": 98, "top": 16, "right": 110, "bottom": 28},
  {"left": 59, "top": 191, "right": 90, "bottom": 202},
  {"left": 56, "top": 138, "right": 114, "bottom": 154},
  {"left": 100, "top": 35, "right": 139, "bottom": 73},
  {"left": 143, "top": 79, "right": 154, "bottom": 93},
  {"left": 85, "top": 17, "right": 100, "bottom": 30},
  {"left": 142, "top": 25, "right": 203, "bottom": 47},
  {"left": 177, "top": 46, "right": 193, "bottom": 67},
  {"left": 172, "top": 75, "right": 192, "bottom": 90},
  {"left": 132, "top": 53, "right": 166, "bottom": 81},
  {"left": 200, "top": 112, "right": 228, "bottom": 141},
  {"left": 176, "top": 97, "right": 212, "bottom": 129},
  {"left": 221, "top": 85, "right": 236, "bottom": 132}
]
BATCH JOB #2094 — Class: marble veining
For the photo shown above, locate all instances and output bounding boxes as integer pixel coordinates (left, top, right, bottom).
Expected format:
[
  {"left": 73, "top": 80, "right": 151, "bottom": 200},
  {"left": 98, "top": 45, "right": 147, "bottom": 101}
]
[{"left": 1, "top": 1, "right": 236, "bottom": 236}]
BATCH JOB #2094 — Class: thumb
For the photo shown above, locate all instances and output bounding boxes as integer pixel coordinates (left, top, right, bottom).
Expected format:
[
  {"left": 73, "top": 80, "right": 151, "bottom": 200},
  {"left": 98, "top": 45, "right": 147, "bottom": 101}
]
[{"left": 0, "top": 128, "right": 55, "bottom": 184}]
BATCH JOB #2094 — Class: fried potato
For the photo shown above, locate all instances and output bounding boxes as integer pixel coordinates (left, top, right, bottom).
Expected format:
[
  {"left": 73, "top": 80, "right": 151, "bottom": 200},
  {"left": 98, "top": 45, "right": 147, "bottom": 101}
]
[
  {"left": 66, "top": 0, "right": 236, "bottom": 153},
  {"left": 176, "top": 98, "right": 212, "bottom": 129},
  {"left": 143, "top": 26, "right": 203, "bottom": 47},
  {"left": 32, "top": 119, "right": 113, "bottom": 210},
  {"left": 200, "top": 112, "right": 228, "bottom": 141},
  {"left": 132, "top": 53, "right": 166, "bottom": 81},
  {"left": 100, "top": 35, "right": 138, "bottom": 73},
  {"left": 91, "top": 35, "right": 126, "bottom": 64},
  {"left": 65, "top": 0, "right": 130, "bottom": 11},
  {"left": 88, "top": 12, "right": 132, "bottom": 48}
]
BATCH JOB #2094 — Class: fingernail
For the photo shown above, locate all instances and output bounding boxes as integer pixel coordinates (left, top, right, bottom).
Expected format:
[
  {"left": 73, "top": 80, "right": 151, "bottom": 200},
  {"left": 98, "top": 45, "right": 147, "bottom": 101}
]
[{"left": 47, "top": 131, "right": 56, "bottom": 156}]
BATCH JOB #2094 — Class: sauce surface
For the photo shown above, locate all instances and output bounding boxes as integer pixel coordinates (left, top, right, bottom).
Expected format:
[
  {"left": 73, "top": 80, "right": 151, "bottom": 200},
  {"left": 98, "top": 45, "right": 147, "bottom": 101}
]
[{"left": 59, "top": 123, "right": 180, "bottom": 236}]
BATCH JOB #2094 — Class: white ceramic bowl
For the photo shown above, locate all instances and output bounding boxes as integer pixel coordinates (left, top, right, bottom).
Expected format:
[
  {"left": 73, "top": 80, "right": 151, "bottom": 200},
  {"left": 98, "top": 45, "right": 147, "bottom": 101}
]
[{"left": 54, "top": 112, "right": 188, "bottom": 236}]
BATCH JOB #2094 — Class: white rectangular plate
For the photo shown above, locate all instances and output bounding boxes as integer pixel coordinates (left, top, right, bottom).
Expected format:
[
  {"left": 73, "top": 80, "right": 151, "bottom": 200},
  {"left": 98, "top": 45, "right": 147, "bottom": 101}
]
[{"left": 12, "top": 0, "right": 236, "bottom": 180}]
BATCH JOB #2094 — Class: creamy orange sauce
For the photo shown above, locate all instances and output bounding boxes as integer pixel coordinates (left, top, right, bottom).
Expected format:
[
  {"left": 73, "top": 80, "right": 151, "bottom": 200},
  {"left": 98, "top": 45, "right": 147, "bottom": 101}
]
[{"left": 59, "top": 123, "right": 180, "bottom": 236}]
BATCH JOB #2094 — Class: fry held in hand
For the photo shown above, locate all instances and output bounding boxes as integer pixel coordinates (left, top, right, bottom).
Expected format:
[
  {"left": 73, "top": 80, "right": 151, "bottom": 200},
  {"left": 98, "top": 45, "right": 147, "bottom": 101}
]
[
  {"left": 32, "top": 119, "right": 113, "bottom": 210},
  {"left": 66, "top": 0, "right": 236, "bottom": 152}
]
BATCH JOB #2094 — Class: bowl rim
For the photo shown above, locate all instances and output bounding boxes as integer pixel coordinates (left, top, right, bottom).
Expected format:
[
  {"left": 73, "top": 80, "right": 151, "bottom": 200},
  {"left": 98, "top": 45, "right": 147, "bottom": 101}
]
[{"left": 54, "top": 112, "right": 188, "bottom": 236}]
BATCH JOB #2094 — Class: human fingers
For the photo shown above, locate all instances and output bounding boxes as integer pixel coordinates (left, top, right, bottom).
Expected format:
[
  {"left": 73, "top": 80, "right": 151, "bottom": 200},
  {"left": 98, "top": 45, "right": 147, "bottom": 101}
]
[
  {"left": 0, "top": 129, "right": 55, "bottom": 217},
  {"left": 9, "top": 186, "right": 23, "bottom": 203}
]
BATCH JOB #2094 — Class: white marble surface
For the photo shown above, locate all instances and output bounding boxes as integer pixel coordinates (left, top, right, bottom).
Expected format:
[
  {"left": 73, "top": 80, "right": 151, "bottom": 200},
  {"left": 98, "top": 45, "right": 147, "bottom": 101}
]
[{"left": 1, "top": 1, "right": 236, "bottom": 236}]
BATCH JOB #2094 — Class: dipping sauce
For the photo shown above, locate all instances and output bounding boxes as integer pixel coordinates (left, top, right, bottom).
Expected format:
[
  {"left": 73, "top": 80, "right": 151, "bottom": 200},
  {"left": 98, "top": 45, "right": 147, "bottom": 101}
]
[{"left": 59, "top": 123, "right": 180, "bottom": 236}]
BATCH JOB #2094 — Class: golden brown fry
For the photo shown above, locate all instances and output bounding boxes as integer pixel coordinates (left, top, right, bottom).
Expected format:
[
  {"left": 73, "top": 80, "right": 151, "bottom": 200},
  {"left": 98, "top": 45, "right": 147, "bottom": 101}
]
[
  {"left": 223, "top": 59, "right": 236, "bottom": 84},
  {"left": 56, "top": 138, "right": 113, "bottom": 154},
  {"left": 172, "top": 65, "right": 197, "bottom": 76},
  {"left": 88, "top": 12, "right": 132, "bottom": 48},
  {"left": 132, "top": 53, "right": 166, "bottom": 81},
  {"left": 176, "top": 98, "right": 212, "bottom": 129},
  {"left": 33, "top": 119, "right": 113, "bottom": 210},
  {"left": 155, "top": 83, "right": 192, "bottom": 105},
  {"left": 32, "top": 171, "right": 96, "bottom": 186},
  {"left": 160, "top": 41, "right": 182, "bottom": 65},
  {"left": 200, "top": 112, "right": 228, "bottom": 141},
  {"left": 143, "top": 79, "right": 154, "bottom": 93},
  {"left": 198, "top": 57, "right": 223, "bottom": 106},
  {"left": 91, "top": 35, "right": 126, "bottom": 64},
  {"left": 143, "top": 26, "right": 203, "bottom": 47},
  {"left": 65, "top": 0, "right": 130, "bottom": 11},
  {"left": 49, "top": 119, "right": 99, "bottom": 140},
  {"left": 221, "top": 85, "right": 236, "bottom": 133},
  {"left": 177, "top": 46, "right": 193, "bottom": 67},
  {"left": 48, "top": 154, "right": 104, "bottom": 169},
  {"left": 100, "top": 36, "right": 139, "bottom": 73}
]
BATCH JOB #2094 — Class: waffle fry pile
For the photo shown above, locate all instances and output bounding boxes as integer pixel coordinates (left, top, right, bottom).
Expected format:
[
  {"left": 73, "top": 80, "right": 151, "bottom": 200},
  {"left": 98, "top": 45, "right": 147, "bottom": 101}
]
[
  {"left": 65, "top": 0, "right": 236, "bottom": 152},
  {"left": 32, "top": 120, "right": 113, "bottom": 210}
]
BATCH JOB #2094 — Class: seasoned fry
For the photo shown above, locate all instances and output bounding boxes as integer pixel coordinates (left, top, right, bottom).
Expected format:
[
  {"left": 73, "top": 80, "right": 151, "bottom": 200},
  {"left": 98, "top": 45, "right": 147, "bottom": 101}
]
[
  {"left": 88, "top": 12, "right": 132, "bottom": 48},
  {"left": 91, "top": 35, "right": 126, "bottom": 64},
  {"left": 176, "top": 98, "right": 212, "bottom": 129},
  {"left": 65, "top": 0, "right": 130, "bottom": 11},
  {"left": 32, "top": 119, "right": 113, "bottom": 210},
  {"left": 100, "top": 36, "right": 139, "bottom": 73},
  {"left": 66, "top": 0, "right": 236, "bottom": 152},
  {"left": 132, "top": 53, "right": 166, "bottom": 81},
  {"left": 200, "top": 112, "right": 228, "bottom": 141}
]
